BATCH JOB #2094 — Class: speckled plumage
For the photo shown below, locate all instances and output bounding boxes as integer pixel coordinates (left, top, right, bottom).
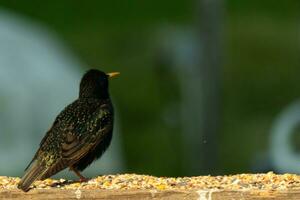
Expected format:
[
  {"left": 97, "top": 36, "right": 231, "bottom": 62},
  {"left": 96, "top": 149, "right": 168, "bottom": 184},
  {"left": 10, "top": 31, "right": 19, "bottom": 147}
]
[{"left": 18, "top": 69, "right": 117, "bottom": 192}]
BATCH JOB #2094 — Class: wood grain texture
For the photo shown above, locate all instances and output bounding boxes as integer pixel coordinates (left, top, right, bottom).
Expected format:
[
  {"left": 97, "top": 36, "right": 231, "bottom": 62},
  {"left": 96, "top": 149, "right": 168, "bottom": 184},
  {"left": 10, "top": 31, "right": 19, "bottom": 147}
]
[
  {"left": 3, "top": 173, "right": 300, "bottom": 199},
  {"left": 2, "top": 189, "right": 300, "bottom": 200},
  {"left": 1, "top": 189, "right": 197, "bottom": 200}
]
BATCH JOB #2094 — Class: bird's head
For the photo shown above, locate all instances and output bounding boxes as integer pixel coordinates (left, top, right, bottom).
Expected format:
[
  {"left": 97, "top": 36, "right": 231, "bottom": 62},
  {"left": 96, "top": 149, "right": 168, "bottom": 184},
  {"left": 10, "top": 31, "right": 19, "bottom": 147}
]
[{"left": 79, "top": 69, "right": 119, "bottom": 99}]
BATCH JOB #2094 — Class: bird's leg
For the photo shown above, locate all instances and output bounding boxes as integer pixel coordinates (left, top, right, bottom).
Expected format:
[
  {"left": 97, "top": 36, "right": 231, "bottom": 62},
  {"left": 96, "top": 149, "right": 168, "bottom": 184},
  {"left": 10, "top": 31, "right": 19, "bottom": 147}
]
[{"left": 69, "top": 166, "right": 88, "bottom": 182}]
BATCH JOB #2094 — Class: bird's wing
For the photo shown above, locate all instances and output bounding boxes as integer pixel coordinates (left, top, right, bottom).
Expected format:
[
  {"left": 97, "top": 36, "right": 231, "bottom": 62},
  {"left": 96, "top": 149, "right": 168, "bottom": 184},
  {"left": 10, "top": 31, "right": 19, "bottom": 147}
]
[
  {"left": 19, "top": 100, "right": 113, "bottom": 190},
  {"left": 40, "top": 101, "right": 113, "bottom": 178}
]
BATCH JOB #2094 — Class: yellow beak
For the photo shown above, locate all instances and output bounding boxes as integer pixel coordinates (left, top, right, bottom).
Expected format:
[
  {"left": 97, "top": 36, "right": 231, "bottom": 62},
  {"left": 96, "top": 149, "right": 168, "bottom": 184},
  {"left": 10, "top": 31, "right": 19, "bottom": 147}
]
[{"left": 106, "top": 72, "right": 120, "bottom": 78}]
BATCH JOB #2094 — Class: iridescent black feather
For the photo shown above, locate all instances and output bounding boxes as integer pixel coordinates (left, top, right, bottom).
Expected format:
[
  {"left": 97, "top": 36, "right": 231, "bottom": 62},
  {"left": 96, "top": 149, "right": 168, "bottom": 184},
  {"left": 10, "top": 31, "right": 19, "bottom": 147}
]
[{"left": 18, "top": 69, "right": 115, "bottom": 191}]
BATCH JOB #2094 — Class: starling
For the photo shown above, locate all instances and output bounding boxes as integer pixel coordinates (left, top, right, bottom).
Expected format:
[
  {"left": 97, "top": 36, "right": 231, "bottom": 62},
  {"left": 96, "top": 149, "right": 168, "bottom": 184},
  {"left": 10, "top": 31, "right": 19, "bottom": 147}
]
[{"left": 18, "top": 69, "right": 119, "bottom": 192}]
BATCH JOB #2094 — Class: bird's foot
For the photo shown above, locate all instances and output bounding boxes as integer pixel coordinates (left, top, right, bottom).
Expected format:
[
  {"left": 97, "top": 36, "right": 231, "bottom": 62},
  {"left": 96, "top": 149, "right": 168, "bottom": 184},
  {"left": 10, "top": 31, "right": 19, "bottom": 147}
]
[
  {"left": 69, "top": 166, "right": 89, "bottom": 182},
  {"left": 79, "top": 177, "right": 89, "bottom": 182}
]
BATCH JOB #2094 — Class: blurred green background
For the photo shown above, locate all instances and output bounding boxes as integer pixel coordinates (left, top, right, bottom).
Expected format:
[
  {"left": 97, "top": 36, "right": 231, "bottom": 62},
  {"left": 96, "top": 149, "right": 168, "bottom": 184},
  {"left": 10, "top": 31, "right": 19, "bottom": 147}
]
[{"left": 0, "top": 0, "right": 299, "bottom": 177}]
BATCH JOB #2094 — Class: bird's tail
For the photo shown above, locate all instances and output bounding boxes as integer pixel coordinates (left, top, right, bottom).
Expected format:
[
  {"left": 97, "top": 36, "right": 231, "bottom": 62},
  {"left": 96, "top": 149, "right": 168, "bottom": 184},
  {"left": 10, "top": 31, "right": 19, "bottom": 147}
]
[{"left": 18, "top": 160, "right": 47, "bottom": 192}]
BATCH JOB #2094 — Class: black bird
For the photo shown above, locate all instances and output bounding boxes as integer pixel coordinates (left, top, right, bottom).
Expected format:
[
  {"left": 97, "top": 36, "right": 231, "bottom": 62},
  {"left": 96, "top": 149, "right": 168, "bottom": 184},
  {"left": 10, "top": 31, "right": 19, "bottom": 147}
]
[{"left": 18, "top": 69, "right": 119, "bottom": 192}]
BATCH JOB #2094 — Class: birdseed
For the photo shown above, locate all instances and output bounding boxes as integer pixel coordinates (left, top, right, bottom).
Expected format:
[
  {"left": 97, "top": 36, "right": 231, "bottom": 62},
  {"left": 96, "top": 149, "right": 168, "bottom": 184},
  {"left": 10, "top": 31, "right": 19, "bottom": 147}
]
[{"left": 1, "top": 172, "right": 300, "bottom": 191}]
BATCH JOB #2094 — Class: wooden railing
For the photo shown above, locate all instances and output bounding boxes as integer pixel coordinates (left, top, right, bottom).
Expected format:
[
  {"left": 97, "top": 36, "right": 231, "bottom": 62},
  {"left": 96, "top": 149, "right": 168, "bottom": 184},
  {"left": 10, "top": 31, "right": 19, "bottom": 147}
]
[{"left": 1, "top": 173, "right": 300, "bottom": 199}]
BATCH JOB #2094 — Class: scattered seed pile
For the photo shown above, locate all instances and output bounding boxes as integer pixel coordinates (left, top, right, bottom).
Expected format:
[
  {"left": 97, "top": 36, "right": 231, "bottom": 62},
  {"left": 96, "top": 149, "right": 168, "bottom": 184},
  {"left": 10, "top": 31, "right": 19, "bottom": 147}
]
[{"left": 1, "top": 172, "right": 300, "bottom": 191}]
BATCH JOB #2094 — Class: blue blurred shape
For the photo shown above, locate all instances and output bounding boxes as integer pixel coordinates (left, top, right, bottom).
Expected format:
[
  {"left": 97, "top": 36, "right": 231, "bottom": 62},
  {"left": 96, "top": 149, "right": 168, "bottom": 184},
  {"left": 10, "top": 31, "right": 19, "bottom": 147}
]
[
  {"left": 270, "top": 100, "right": 300, "bottom": 173},
  {"left": 0, "top": 9, "right": 124, "bottom": 177}
]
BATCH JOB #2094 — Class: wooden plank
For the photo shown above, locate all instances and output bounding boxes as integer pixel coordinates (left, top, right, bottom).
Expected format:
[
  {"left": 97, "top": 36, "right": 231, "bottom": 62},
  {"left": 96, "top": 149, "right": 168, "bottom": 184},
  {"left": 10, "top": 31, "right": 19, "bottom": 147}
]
[
  {"left": 2, "top": 189, "right": 300, "bottom": 200},
  {"left": 1, "top": 189, "right": 197, "bottom": 200},
  {"left": 2, "top": 173, "right": 300, "bottom": 199}
]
